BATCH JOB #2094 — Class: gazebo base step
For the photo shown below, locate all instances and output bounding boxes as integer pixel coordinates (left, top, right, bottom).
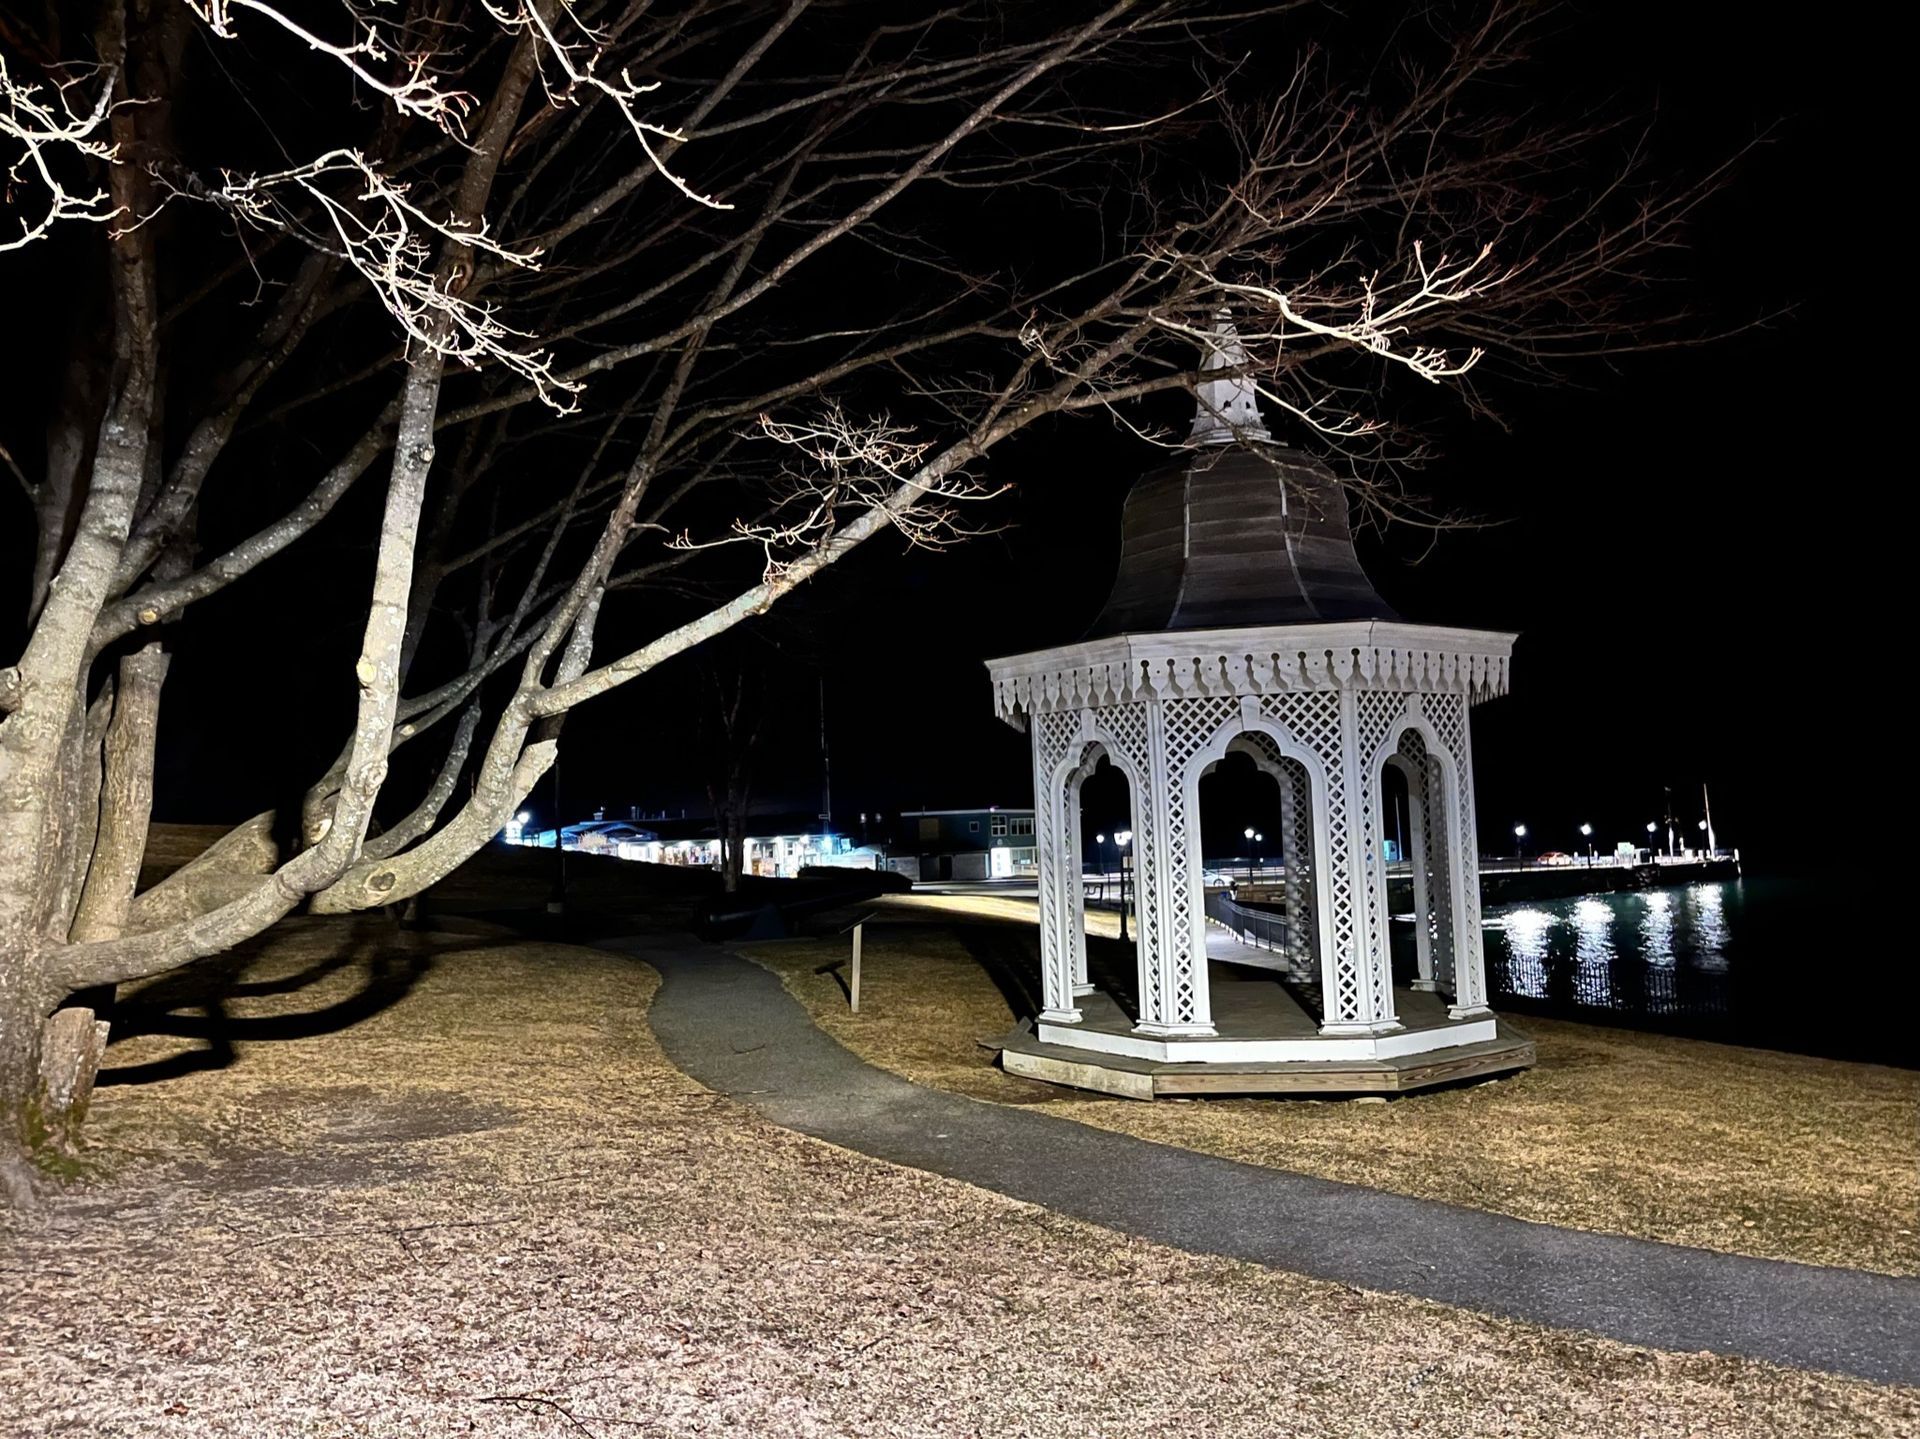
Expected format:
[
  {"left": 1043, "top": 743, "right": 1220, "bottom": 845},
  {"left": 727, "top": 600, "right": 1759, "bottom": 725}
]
[{"left": 997, "top": 1024, "right": 1534, "bottom": 1099}]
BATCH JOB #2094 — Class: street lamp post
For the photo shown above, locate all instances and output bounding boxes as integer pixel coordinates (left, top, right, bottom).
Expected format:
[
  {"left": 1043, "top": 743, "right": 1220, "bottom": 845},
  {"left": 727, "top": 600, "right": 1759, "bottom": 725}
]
[
  {"left": 1697, "top": 818, "right": 1709, "bottom": 858},
  {"left": 1243, "top": 826, "right": 1256, "bottom": 881},
  {"left": 1579, "top": 822, "right": 1594, "bottom": 865},
  {"left": 1095, "top": 833, "right": 1108, "bottom": 904},
  {"left": 1645, "top": 821, "right": 1657, "bottom": 863},
  {"left": 1513, "top": 823, "right": 1527, "bottom": 862},
  {"left": 547, "top": 750, "right": 566, "bottom": 920},
  {"left": 1115, "top": 829, "right": 1133, "bottom": 942}
]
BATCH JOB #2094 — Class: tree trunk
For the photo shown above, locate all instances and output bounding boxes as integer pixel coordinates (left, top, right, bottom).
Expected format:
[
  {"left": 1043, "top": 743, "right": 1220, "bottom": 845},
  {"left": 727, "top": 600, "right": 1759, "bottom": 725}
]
[
  {"left": 37, "top": 646, "right": 171, "bottom": 1139},
  {"left": 123, "top": 811, "right": 279, "bottom": 931},
  {"left": 718, "top": 810, "right": 742, "bottom": 893},
  {"left": 36, "top": 1005, "right": 109, "bottom": 1154},
  {"left": 29, "top": 345, "right": 107, "bottom": 625},
  {"left": 728, "top": 807, "right": 748, "bottom": 889},
  {"left": 0, "top": 960, "right": 57, "bottom": 1205},
  {"left": 70, "top": 646, "right": 170, "bottom": 942},
  {"left": 52, "top": 680, "right": 115, "bottom": 944}
]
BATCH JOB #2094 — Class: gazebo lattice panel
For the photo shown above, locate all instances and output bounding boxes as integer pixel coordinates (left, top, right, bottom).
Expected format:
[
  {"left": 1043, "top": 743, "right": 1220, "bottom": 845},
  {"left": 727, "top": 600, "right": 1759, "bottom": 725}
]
[
  {"left": 1258, "top": 691, "right": 1363, "bottom": 1025},
  {"left": 1159, "top": 696, "right": 1240, "bottom": 1028},
  {"left": 1031, "top": 709, "right": 1085, "bottom": 1019},
  {"left": 1276, "top": 751, "right": 1318, "bottom": 980}
]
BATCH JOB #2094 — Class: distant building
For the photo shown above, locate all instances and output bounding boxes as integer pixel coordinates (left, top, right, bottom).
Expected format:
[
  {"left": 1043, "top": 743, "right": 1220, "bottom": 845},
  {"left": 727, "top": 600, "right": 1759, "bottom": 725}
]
[
  {"left": 510, "top": 808, "right": 880, "bottom": 879},
  {"left": 520, "top": 818, "right": 656, "bottom": 852},
  {"left": 890, "top": 807, "right": 1036, "bottom": 882}
]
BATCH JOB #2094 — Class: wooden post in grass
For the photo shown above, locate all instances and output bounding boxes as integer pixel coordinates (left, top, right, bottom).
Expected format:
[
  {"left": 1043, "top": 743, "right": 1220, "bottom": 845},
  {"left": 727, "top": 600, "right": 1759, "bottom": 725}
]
[{"left": 815, "top": 913, "right": 875, "bottom": 1013}]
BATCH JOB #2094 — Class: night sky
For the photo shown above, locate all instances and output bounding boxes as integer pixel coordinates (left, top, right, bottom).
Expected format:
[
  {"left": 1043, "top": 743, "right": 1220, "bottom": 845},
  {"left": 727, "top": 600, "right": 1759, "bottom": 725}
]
[
  {"left": 540, "top": 4, "right": 1869, "bottom": 874},
  {"left": 18, "top": 3, "right": 1873, "bottom": 882}
]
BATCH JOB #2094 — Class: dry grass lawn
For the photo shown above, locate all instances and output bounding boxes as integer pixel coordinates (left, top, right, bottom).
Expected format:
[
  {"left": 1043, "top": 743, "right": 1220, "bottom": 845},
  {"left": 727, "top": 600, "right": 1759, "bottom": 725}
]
[
  {"left": 755, "top": 904, "right": 1920, "bottom": 1277},
  {"left": 3, "top": 915, "right": 1914, "bottom": 1436}
]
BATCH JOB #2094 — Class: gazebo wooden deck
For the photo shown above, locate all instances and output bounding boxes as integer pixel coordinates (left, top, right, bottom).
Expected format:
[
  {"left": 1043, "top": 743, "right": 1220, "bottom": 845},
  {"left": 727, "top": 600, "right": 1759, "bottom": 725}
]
[{"left": 998, "top": 951, "right": 1533, "bottom": 1098}]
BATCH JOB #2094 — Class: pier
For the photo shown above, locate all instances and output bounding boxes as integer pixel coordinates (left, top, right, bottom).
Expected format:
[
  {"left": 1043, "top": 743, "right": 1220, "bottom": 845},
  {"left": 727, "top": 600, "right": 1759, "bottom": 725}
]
[{"left": 1220, "top": 852, "right": 1744, "bottom": 908}]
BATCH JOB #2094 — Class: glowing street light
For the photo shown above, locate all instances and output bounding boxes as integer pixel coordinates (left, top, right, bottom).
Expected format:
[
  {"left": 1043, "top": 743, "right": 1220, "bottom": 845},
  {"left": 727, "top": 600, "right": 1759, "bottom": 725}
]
[
  {"left": 1579, "top": 822, "right": 1594, "bottom": 864},
  {"left": 1113, "top": 830, "right": 1134, "bottom": 941},
  {"left": 1513, "top": 822, "right": 1527, "bottom": 861}
]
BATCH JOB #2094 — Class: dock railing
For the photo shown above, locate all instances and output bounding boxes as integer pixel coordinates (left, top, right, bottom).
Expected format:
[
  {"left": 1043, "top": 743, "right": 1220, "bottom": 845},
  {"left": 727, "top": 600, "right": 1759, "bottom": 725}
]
[
  {"left": 1477, "top": 849, "right": 1742, "bottom": 875},
  {"left": 1205, "top": 887, "right": 1290, "bottom": 954}
]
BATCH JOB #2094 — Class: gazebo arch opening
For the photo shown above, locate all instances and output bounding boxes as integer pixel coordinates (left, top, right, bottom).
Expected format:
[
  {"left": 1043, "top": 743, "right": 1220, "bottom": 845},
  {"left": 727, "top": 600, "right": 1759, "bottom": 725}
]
[
  {"left": 1036, "top": 738, "right": 1144, "bottom": 1025},
  {"left": 1198, "top": 748, "right": 1282, "bottom": 882},
  {"left": 1379, "top": 759, "right": 1417, "bottom": 981},
  {"left": 1375, "top": 720, "right": 1465, "bottom": 1005},
  {"left": 1077, "top": 749, "right": 1134, "bottom": 919},
  {"left": 1195, "top": 736, "right": 1327, "bottom": 1010}
]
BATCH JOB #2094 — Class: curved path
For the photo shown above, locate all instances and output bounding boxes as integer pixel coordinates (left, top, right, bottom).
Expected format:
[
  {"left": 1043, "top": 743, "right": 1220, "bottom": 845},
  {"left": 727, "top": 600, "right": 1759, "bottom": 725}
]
[{"left": 611, "top": 936, "right": 1920, "bottom": 1387}]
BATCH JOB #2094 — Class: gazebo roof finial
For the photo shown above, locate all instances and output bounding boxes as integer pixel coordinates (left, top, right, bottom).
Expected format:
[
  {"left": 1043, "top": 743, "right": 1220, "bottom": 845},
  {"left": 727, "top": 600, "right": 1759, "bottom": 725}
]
[{"left": 1189, "top": 307, "right": 1270, "bottom": 446}]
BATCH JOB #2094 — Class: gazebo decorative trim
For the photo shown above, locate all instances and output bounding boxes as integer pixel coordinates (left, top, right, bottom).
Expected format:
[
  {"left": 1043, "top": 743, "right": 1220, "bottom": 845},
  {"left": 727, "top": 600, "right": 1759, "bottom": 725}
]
[{"left": 990, "top": 622, "right": 1513, "bottom": 726}]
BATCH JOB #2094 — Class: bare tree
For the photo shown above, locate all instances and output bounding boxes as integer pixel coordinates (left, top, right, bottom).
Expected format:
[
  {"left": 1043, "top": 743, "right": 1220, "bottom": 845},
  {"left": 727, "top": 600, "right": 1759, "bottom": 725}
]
[
  {"left": 702, "top": 662, "right": 764, "bottom": 895},
  {"left": 0, "top": 0, "right": 1727, "bottom": 1199}
]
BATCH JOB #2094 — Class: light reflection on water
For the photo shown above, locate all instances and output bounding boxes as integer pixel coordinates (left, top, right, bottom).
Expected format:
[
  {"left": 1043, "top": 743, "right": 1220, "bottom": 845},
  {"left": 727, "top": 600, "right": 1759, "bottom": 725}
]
[
  {"left": 1689, "top": 884, "right": 1731, "bottom": 972},
  {"left": 1641, "top": 890, "right": 1675, "bottom": 969},
  {"left": 1483, "top": 882, "right": 1737, "bottom": 1021},
  {"left": 1470, "top": 876, "right": 1900, "bottom": 1062}
]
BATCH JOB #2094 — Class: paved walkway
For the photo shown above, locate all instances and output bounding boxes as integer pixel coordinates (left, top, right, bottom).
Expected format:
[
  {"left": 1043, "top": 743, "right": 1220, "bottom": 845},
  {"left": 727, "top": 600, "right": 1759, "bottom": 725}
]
[{"left": 610, "top": 936, "right": 1920, "bottom": 1387}]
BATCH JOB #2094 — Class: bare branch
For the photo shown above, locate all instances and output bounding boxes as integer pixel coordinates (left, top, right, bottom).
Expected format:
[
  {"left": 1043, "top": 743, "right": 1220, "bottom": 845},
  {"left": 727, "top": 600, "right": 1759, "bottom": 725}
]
[{"left": 0, "top": 53, "right": 118, "bottom": 252}]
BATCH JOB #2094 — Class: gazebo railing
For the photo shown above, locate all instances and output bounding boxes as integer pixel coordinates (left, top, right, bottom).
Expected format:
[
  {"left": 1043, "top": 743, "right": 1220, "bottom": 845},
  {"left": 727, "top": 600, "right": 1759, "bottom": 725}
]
[{"left": 1204, "top": 888, "right": 1290, "bottom": 954}]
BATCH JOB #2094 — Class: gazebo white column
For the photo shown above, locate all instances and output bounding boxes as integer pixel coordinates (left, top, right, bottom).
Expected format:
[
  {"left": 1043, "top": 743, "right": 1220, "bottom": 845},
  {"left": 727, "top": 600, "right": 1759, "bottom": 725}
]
[
  {"left": 1031, "top": 718, "right": 1081, "bottom": 1024},
  {"left": 1320, "top": 689, "right": 1401, "bottom": 1036},
  {"left": 1277, "top": 762, "right": 1317, "bottom": 981},
  {"left": 1134, "top": 700, "right": 1216, "bottom": 1038},
  {"left": 1447, "top": 705, "right": 1492, "bottom": 1019},
  {"left": 1423, "top": 745, "right": 1459, "bottom": 995}
]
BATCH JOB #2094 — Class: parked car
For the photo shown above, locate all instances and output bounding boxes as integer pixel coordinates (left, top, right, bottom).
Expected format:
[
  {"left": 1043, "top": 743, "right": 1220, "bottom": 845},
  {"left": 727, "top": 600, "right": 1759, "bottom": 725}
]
[{"left": 1535, "top": 851, "right": 1575, "bottom": 866}]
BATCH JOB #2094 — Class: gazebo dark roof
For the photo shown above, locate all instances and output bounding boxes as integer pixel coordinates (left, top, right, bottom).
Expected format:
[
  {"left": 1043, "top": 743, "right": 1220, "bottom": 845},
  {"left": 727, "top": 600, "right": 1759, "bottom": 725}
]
[{"left": 1086, "top": 442, "right": 1398, "bottom": 639}]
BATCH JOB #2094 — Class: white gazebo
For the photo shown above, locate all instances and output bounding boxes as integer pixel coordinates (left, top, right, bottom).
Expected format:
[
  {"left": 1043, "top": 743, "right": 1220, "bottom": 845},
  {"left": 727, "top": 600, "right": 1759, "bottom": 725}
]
[{"left": 986, "top": 323, "right": 1532, "bottom": 1096}]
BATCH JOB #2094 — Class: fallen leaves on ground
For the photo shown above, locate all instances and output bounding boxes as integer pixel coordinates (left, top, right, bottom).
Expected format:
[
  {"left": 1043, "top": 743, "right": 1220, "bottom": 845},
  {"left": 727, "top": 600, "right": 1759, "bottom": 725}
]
[{"left": 3, "top": 915, "right": 1912, "bottom": 1437}]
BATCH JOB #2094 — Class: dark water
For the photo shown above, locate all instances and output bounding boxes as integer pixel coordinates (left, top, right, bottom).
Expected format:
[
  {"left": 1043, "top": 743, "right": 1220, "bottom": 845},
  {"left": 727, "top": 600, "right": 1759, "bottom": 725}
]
[{"left": 1471, "top": 877, "right": 1907, "bottom": 1066}]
